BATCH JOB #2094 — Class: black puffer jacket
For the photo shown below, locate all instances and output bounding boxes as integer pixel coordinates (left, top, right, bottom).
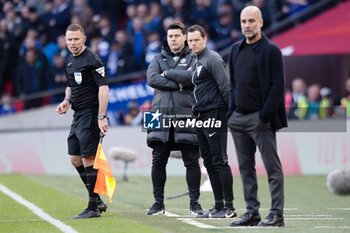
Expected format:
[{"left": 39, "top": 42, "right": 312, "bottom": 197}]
[{"left": 146, "top": 43, "right": 197, "bottom": 148}]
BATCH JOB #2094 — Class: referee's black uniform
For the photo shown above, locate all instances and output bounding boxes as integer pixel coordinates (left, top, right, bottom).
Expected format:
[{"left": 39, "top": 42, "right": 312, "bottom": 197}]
[
  {"left": 66, "top": 47, "right": 108, "bottom": 157},
  {"left": 66, "top": 47, "right": 108, "bottom": 218}
]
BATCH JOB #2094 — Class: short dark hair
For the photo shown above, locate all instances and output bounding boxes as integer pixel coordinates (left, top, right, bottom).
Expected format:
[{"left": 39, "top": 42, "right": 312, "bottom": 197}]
[
  {"left": 66, "top": 24, "right": 84, "bottom": 35},
  {"left": 187, "top": 25, "right": 206, "bottom": 38},
  {"left": 166, "top": 22, "right": 186, "bottom": 35}
]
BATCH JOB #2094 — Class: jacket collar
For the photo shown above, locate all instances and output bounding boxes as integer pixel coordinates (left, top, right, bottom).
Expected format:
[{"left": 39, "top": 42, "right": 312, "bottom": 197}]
[
  {"left": 161, "top": 41, "right": 190, "bottom": 57},
  {"left": 197, "top": 47, "right": 208, "bottom": 59},
  {"left": 238, "top": 32, "right": 268, "bottom": 51}
]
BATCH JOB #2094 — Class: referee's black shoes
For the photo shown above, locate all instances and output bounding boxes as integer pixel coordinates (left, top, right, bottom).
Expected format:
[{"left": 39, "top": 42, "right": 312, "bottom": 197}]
[
  {"left": 258, "top": 213, "right": 285, "bottom": 227},
  {"left": 229, "top": 212, "right": 261, "bottom": 227},
  {"left": 72, "top": 209, "right": 101, "bottom": 219},
  {"left": 97, "top": 199, "right": 107, "bottom": 213}
]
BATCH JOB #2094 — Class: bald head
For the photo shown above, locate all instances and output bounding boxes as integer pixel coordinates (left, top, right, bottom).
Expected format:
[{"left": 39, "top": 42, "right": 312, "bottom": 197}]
[
  {"left": 241, "top": 6, "right": 262, "bottom": 20},
  {"left": 240, "top": 6, "right": 263, "bottom": 44}
]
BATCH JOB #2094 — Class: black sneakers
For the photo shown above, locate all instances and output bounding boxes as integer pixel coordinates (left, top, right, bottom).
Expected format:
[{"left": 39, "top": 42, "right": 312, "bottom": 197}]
[
  {"left": 97, "top": 199, "right": 107, "bottom": 213},
  {"left": 189, "top": 201, "right": 204, "bottom": 215},
  {"left": 197, "top": 207, "right": 237, "bottom": 218},
  {"left": 197, "top": 208, "right": 214, "bottom": 218},
  {"left": 223, "top": 207, "right": 237, "bottom": 218},
  {"left": 210, "top": 207, "right": 237, "bottom": 218},
  {"left": 72, "top": 209, "right": 101, "bottom": 219},
  {"left": 146, "top": 201, "right": 165, "bottom": 215}
]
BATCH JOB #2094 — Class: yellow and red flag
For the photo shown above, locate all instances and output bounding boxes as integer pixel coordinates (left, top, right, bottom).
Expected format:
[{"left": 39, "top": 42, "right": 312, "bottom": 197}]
[{"left": 93, "top": 142, "right": 116, "bottom": 203}]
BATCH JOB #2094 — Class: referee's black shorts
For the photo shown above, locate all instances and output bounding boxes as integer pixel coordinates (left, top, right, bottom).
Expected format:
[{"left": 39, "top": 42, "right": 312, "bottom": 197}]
[{"left": 68, "top": 108, "right": 100, "bottom": 157}]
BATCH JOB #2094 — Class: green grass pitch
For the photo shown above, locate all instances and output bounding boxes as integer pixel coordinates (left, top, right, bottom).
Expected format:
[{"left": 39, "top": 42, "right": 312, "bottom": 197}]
[{"left": 0, "top": 174, "right": 349, "bottom": 233}]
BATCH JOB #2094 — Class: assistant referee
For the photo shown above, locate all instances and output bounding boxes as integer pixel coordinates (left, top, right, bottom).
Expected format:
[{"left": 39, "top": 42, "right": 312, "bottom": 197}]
[{"left": 56, "top": 24, "right": 109, "bottom": 219}]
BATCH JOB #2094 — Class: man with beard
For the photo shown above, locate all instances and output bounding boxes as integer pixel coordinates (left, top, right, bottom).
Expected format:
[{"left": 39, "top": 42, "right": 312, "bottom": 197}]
[{"left": 227, "top": 6, "right": 287, "bottom": 227}]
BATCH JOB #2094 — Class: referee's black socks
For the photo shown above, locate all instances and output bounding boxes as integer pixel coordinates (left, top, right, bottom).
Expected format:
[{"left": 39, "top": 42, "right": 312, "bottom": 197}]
[
  {"left": 76, "top": 165, "right": 102, "bottom": 203},
  {"left": 76, "top": 165, "right": 87, "bottom": 185},
  {"left": 85, "top": 166, "right": 99, "bottom": 211}
]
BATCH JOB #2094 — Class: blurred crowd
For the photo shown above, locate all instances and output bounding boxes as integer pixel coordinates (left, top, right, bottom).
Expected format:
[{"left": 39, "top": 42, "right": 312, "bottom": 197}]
[
  {"left": 285, "top": 77, "right": 350, "bottom": 120},
  {"left": 123, "top": 77, "right": 350, "bottom": 126},
  {"left": 0, "top": 0, "right": 334, "bottom": 123}
]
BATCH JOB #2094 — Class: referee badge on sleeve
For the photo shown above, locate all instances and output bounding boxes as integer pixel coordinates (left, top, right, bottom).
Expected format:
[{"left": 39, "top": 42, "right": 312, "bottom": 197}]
[
  {"left": 95, "top": 67, "right": 105, "bottom": 77},
  {"left": 74, "top": 72, "right": 82, "bottom": 85}
]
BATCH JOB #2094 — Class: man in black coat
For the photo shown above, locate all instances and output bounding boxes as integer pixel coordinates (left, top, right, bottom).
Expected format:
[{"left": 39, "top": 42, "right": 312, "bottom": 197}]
[
  {"left": 228, "top": 6, "right": 287, "bottom": 227},
  {"left": 146, "top": 22, "right": 203, "bottom": 216}
]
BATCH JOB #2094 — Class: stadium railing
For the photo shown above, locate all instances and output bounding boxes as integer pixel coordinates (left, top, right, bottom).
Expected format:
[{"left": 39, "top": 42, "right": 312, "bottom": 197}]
[{"left": 0, "top": 70, "right": 146, "bottom": 111}]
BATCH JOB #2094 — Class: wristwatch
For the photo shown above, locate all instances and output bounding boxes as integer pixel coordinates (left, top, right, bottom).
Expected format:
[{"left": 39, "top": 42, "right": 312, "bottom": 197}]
[{"left": 98, "top": 114, "right": 106, "bottom": 120}]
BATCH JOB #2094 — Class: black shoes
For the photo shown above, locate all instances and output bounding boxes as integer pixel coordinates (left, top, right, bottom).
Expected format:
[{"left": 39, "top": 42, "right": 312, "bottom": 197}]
[
  {"left": 222, "top": 207, "right": 237, "bottom": 218},
  {"left": 146, "top": 201, "right": 165, "bottom": 215},
  {"left": 72, "top": 198, "right": 107, "bottom": 219},
  {"left": 197, "top": 207, "right": 237, "bottom": 218},
  {"left": 146, "top": 200, "right": 204, "bottom": 216},
  {"left": 189, "top": 201, "right": 204, "bottom": 215},
  {"left": 72, "top": 209, "right": 101, "bottom": 219},
  {"left": 97, "top": 199, "right": 107, "bottom": 213},
  {"left": 229, "top": 212, "right": 261, "bottom": 226},
  {"left": 210, "top": 207, "right": 237, "bottom": 218},
  {"left": 196, "top": 208, "right": 214, "bottom": 218},
  {"left": 258, "top": 213, "right": 285, "bottom": 227},
  {"left": 230, "top": 212, "right": 285, "bottom": 227}
]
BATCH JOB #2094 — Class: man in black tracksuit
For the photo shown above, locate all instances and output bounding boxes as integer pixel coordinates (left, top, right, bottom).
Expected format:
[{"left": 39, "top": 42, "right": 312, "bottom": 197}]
[
  {"left": 146, "top": 22, "right": 203, "bottom": 215},
  {"left": 187, "top": 25, "right": 236, "bottom": 219},
  {"left": 56, "top": 24, "right": 109, "bottom": 219}
]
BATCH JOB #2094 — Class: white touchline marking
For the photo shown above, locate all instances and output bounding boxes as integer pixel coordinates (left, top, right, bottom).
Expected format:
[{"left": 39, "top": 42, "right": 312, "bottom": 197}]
[
  {"left": 177, "top": 218, "right": 217, "bottom": 229},
  {"left": 168, "top": 211, "right": 269, "bottom": 229},
  {"left": 195, "top": 218, "right": 236, "bottom": 221},
  {"left": 167, "top": 208, "right": 298, "bottom": 211},
  {"left": 285, "top": 218, "right": 344, "bottom": 220},
  {"left": 164, "top": 211, "right": 180, "bottom": 217},
  {"left": 177, "top": 218, "right": 274, "bottom": 229},
  {"left": 286, "top": 215, "right": 331, "bottom": 217},
  {"left": 166, "top": 208, "right": 198, "bottom": 211},
  {"left": 235, "top": 208, "right": 297, "bottom": 211},
  {"left": 315, "top": 226, "right": 350, "bottom": 229},
  {"left": 0, "top": 183, "right": 78, "bottom": 233},
  {"left": 0, "top": 219, "right": 45, "bottom": 222},
  {"left": 166, "top": 215, "right": 199, "bottom": 218},
  {"left": 164, "top": 209, "right": 346, "bottom": 230},
  {"left": 188, "top": 215, "right": 335, "bottom": 220},
  {"left": 327, "top": 208, "right": 350, "bottom": 210}
]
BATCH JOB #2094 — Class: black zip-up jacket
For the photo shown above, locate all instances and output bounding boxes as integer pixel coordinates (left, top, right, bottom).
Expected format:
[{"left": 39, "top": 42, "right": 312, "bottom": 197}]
[
  {"left": 146, "top": 42, "right": 197, "bottom": 148},
  {"left": 192, "top": 47, "right": 230, "bottom": 114}
]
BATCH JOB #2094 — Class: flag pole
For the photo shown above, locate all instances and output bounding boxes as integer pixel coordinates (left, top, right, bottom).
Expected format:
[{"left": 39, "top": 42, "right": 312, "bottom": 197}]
[{"left": 99, "top": 132, "right": 104, "bottom": 143}]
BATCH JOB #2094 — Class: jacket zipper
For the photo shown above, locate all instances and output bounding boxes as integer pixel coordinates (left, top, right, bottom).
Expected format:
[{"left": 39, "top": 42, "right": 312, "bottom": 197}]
[{"left": 191, "top": 53, "right": 198, "bottom": 111}]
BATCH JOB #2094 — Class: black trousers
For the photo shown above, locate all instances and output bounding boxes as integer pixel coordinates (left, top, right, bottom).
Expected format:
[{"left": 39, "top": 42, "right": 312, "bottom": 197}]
[
  {"left": 151, "top": 131, "right": 201, "bottom": 202},
  {"left": 196, "top": 110, "right": 234, "bottom": 207},
  {"left": 228, "top": 111, "right": 284, "bottom": 215}
]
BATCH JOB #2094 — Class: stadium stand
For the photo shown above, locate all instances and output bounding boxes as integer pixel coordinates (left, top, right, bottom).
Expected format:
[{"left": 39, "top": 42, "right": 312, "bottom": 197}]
[{"left": 0, "top": 0, "right": 348, "bottom": 124}]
